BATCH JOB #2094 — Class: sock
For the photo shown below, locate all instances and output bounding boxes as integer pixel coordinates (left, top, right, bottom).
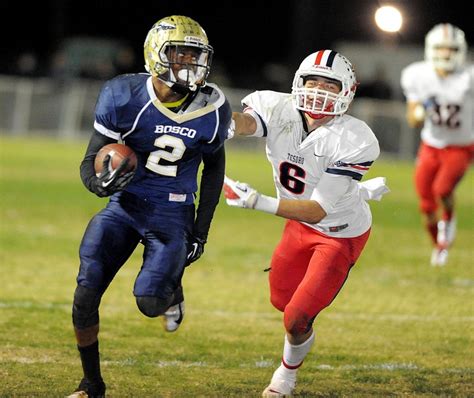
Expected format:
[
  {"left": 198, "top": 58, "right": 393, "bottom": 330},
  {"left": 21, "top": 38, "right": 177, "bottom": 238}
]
[
  {"left": 281, "top": 331, "right": 315, "bottom": 371},
  {"left": 442, "top": 209, "right": 453, "bottom": 222},
  {"left": 78, "top": 340, "right": 103, "bottom": 384},
  {"left": 426, "top": 222, "right": 438, "bottom": 245}
]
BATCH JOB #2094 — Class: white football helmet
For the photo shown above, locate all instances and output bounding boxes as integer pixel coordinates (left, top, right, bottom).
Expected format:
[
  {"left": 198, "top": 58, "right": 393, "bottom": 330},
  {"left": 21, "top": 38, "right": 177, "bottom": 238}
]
[
  {"left": 144, "top": 15, "right": 213, "bottom": 91},
  {"left": 292, "top": 50, "right": 357, "bottom": 118},
  {"left": 425, "top": 23, "right": 467, "bottom": 72}
]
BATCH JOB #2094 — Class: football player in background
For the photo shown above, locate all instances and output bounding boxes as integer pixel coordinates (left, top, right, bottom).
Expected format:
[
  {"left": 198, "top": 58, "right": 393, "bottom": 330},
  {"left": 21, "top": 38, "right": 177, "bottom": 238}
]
[
  {"left": 224, "top": 50, "right": 389, "bottom": 397},
  {"left": 68, "top": 15, "right": 231, "bottom": 397},
  {"left": 401, "top": 23, "right": 473, "bottom": 266}
]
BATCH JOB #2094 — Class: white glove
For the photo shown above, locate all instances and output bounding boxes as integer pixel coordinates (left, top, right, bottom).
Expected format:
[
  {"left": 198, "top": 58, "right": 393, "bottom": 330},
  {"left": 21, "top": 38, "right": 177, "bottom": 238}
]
[
  {"left": 223, "top": 175, "right": 279, "bottom": 214},
  {"left": 358, "top": 177, "right": 390, "bottom": 201},
  {"left": 223, "top": 176, "right": 258, "bottom": 208}
]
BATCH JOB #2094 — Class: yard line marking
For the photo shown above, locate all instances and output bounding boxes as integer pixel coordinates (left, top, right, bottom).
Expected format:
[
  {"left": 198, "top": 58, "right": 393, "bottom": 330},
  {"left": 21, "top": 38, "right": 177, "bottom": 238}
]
[
  {"left": 252, "top": 362, "right": 421, "bottom": 370},
  {"left": 0, "top": 301, "right": 70, "bottom": 309},
  {"left": 1, "top": 301, "right": 473, "bottom": 323},
  {"left": 102, "top": 359, "right": 208, "bottom": 368},
  {"left": 3, "top": 356, "right": 474, "bottom": 375},
  {"left": 193, "top": 309, "right": 474, "bottom": 323},
  {"left": 326, "top": 312, "right": 474, "bottom": 322},
  {"left": 319, "top": 363, "right": 419, "bottom": 370}
]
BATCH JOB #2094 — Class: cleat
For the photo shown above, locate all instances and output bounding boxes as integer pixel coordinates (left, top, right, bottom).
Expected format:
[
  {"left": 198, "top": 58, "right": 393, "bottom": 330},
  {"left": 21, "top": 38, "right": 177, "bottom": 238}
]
[
  {"left": 431, "top": 247, "right": 448, "bottom": 266},
  {"left": 262, "top": 384, "right": 294, "bottom": 397},
  {"left": 67, "top": 393, "right": 88, "bottom": 398},
  {"left": 437, "top": 217, "right": 456, "bottom": 247},
  {"left": 67, "top": 378, "right": 105, "bottom": 398},
  {"left": 262, "top": 365, "right": 296, "bottom": 397},
  {"left": 163, "top": 300, "right": 185, "bottom": 332}
]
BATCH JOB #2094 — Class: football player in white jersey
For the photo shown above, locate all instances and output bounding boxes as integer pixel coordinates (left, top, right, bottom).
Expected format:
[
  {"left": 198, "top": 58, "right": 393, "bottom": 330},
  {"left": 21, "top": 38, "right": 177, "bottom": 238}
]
[
  {"left": 224, "top": 50, "right": 389, "bottom": 397},
  {"left": 401, "top": 23, "right": 474, "bottom": 266}
]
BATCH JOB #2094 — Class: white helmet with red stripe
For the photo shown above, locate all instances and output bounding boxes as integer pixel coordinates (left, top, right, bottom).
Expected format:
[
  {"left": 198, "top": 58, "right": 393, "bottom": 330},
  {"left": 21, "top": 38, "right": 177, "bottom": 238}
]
[
  {"left": 291, "top": 50, "right": 357, "bottom": 117},
  {"left": 425, "top": 23, "right": 466, "bottom": 71}
]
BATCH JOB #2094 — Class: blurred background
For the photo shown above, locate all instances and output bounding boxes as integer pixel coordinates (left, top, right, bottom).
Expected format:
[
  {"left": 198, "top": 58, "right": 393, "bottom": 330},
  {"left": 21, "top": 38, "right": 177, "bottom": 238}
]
[{"left": 0, "top": 0, "right": 472, "bottom": 158}]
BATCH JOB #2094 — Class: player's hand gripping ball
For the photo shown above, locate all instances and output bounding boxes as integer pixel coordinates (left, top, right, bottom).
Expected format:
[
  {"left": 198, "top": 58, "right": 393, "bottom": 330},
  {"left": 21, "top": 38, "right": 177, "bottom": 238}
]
[
  {"left": 93, "top": 143, "right": 137, "bottom": 197},
  {"left": 94, "top": 143, "right": 137, "bottom": 175}
]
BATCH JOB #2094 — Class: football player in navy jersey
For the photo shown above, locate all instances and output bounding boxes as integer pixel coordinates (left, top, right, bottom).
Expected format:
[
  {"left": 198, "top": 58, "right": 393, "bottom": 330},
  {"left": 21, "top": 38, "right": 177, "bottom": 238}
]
[{"left": 68, "top": 15, "right": 232, "bottom": 397}]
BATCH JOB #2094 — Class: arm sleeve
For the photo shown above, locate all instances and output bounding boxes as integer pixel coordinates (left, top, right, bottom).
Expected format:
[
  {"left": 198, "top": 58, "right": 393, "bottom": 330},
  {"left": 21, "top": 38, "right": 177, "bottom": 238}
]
[
  {"left": 79, "top": 130, "right": 117, "bottom": 194},
  {"left": 202, "top": 97, "right": 232, "bottom": 153},
  {"left": 240, "top": 90, "right": 282, "bottom": 138},
  {"left": 312, "top": 129, "right": 380, "bottom": 213},
  {"left": 324, "top": 139, "right": 380, "bottom": 182},
  {"left": 94, "top": 81, "right": 121, "bottom": 138},
  {"left": 193, "top": 145, "right": 226, "bottom": 240},
  {"left": 242, "top": 108, "right": 267, "bottom": 137}
]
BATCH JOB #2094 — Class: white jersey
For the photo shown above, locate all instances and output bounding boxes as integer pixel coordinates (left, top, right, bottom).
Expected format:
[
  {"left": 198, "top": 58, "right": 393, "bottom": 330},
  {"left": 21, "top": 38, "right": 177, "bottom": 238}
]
[
  {"left": 400, "top": 61, "right": 474, "bottom": 148},
  {"left": 242, "top": 90, "right": 380, "bottom": 238}
]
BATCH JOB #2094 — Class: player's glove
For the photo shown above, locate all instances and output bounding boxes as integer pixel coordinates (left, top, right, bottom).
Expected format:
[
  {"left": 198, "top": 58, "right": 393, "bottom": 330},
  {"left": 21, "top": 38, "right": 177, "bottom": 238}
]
[
  {"left": 93, "top": 155, "right": 135, "bottom": 197},
  {"left": 185, "top": 235, "right": 206, "bottom": 266},
  {"left": 223, "top": 175, "right": 279, "bottom": 214}
]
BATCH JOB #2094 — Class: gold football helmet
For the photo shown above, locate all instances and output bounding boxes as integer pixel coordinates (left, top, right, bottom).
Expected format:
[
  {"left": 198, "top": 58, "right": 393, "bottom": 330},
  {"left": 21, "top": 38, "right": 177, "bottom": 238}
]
[{"left": 144, "top": 15, "right": 213, "bottom": 91}]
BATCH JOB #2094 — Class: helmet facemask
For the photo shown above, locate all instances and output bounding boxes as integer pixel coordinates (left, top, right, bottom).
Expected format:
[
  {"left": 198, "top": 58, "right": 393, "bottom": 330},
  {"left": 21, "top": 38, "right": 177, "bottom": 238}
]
[
  {"left": 159, "top": 43, "right": 213, "bottom": 91},
  {"left": 292, "top": 50, "right": 357, "bottom": 118},
  {"left": 293, "top": 76, "right": 348, "bottom": 118}
]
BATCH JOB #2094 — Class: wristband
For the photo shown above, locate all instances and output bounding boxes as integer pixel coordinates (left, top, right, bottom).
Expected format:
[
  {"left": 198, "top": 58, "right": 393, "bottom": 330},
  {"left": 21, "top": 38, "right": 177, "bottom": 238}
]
[{"left": 254, "top": 194, "right": 280, "bottom": 214}]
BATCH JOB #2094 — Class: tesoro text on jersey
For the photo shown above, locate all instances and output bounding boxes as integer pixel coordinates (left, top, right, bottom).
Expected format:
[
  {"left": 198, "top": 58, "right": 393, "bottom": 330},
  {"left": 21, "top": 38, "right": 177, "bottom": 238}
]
[{"left": 287, "top": 153, "right": 305, "bottom": 165}]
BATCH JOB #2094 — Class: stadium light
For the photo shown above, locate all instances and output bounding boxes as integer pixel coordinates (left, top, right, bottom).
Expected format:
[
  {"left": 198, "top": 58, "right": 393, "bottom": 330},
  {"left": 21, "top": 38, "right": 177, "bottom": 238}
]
[{"left": 375, "top": 5, "right": 403, "bottom": 33}]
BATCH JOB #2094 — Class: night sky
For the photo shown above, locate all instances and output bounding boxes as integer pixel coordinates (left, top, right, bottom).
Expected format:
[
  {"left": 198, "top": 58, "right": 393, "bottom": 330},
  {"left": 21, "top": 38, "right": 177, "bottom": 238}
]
[{"left": 2, "top": 0, "right": 472, "bottom": 87}]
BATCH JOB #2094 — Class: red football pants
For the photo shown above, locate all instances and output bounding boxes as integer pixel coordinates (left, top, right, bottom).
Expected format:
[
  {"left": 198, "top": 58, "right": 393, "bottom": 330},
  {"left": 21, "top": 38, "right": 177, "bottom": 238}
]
[
  {"left": 268, "top": 220, "right": 370, "bottom": 335},
  {"left": 415, "top": 142, "right": 473, "bottom": 214}
]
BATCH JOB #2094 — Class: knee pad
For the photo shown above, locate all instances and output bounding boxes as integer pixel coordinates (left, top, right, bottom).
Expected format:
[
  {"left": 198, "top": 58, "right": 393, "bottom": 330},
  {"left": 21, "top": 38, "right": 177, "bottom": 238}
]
[
  {"left": 284, "top": 305, "right": 316, "bottom": 336},
  {"left": 270, "top": 292, "right": 287, "bottom": 313},
  {"left": 72, "top": 285, "right": 102, "bottom": 329},
  {"left": 136, "top": 295, "right": 173, "bottom": 318}
]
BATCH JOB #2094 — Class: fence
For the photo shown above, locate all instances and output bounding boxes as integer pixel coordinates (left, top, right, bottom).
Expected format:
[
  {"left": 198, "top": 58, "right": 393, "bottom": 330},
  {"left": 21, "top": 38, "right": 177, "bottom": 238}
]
[{"left": 0, "top": 75, "right": 419, "bottom": 158}]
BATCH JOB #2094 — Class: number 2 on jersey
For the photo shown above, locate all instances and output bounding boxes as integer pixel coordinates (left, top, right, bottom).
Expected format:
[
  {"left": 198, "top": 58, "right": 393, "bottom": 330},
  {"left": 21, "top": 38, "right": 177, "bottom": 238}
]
[{"left": 146, "top": 135, "right": 185, "bottom": 176}]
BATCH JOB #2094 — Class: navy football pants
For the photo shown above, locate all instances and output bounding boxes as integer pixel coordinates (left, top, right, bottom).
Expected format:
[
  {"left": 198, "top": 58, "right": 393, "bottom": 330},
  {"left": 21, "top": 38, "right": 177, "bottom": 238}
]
[{"left": 77, "top": 191, "right": 194, "bottom": 300}]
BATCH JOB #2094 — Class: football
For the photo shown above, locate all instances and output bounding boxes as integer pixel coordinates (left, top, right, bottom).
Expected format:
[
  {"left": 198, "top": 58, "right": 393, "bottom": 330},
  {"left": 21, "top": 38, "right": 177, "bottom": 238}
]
[{"left": 94, "top": 143, "right": 138, "bottom": 176}]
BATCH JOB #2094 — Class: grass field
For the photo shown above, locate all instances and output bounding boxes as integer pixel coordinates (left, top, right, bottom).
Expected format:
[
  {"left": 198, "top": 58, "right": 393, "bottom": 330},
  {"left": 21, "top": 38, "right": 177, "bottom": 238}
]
[{"left": 0, "top": 135, "right": 473, "bottom": 397}]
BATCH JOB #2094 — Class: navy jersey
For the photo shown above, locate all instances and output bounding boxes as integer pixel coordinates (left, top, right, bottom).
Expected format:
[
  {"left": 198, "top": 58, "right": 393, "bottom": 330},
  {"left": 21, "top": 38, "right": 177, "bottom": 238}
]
[{"left": 93, "top": 73, "right": 232, "bottom": 205}]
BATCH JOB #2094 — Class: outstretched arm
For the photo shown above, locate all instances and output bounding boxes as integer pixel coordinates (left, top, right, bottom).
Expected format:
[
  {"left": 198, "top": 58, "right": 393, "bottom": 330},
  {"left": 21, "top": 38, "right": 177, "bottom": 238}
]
[
  {"left": 276, "top": 199, "right": 327, "bottom": 224},
  {"left": 232, "top": 112, "right": 258, "bottom": 136},
  {"left": 223, "top": 176, "right": 327, "bottom": 224}
]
